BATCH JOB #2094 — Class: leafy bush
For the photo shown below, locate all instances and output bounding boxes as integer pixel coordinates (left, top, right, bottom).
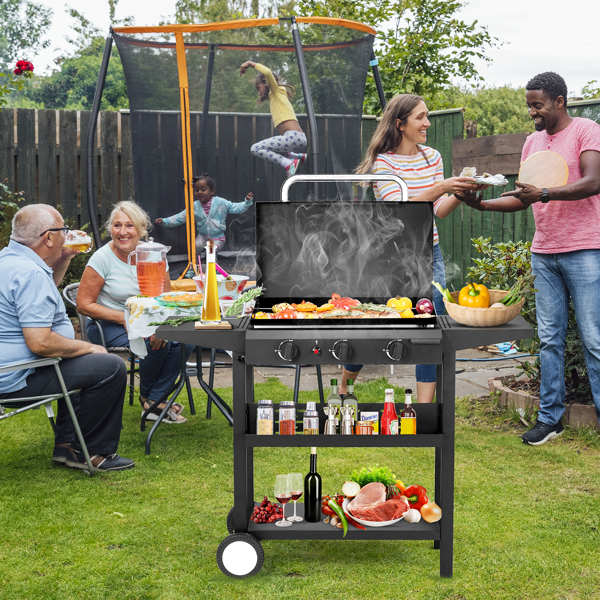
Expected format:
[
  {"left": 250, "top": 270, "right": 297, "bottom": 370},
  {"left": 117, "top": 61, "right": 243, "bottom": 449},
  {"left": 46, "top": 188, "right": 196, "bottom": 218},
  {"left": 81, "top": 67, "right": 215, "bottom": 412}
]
[{"left": 467, "top": 236, "right": 590, "bottom": 398}]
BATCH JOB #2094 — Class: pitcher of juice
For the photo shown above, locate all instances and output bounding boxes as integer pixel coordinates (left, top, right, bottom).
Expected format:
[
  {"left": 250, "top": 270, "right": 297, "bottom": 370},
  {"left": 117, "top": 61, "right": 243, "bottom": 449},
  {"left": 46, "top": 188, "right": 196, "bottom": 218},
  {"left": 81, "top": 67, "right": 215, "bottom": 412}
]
[{"left": 127, "top": 238, "right": 170, "bottom": 297}]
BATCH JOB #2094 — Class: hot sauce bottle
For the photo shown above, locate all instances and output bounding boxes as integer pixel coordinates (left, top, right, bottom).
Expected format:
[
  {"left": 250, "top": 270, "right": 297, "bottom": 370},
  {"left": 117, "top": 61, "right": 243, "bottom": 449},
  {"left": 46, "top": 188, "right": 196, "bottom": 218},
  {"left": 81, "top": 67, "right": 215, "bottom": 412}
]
[
  {"left": 381, "top": 388, "right": 398, "bottom": 435},
  {"left": 400, "top": 388, "right": 417, "bottom": 435}
]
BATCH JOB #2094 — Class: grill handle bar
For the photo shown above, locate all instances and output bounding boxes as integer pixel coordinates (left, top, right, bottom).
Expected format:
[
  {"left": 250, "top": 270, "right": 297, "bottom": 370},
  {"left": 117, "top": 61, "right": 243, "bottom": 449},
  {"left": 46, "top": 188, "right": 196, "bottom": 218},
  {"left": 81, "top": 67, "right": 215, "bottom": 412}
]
[{"left": 281, "top": 174, "right": 409, "bottom": 203}]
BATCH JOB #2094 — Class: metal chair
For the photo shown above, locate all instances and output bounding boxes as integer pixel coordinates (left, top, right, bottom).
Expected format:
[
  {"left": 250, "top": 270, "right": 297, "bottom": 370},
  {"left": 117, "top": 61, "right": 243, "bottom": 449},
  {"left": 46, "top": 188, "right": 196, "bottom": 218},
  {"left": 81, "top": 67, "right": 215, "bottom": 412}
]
[
  {"left": 62, "top": 282, "right": 139, "bottom": 406},
  {"left": 0, "top": 357, "right": 95, "bottom": 476}
]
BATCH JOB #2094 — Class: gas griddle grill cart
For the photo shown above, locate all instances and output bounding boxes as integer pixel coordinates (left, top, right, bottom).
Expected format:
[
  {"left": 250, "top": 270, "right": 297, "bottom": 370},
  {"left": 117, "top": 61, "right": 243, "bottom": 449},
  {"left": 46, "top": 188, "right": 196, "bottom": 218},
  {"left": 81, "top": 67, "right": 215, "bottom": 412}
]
[{"left": 159, "top": 309, "right": 531, "bottom": 579}]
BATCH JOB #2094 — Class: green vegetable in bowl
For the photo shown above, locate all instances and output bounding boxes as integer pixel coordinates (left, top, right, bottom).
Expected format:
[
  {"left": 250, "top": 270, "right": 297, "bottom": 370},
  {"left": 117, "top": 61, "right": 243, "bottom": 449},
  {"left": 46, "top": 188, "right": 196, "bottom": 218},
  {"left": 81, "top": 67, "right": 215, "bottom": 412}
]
[{"left": 224, "top": 286, "right": 264, "bottom": 317}]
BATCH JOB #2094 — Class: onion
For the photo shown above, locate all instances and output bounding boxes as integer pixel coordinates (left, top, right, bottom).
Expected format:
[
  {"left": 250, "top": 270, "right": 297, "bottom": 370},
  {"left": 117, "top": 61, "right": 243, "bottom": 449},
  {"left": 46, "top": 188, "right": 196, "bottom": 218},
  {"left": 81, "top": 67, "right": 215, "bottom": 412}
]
[
  {"left": 403, "top": 508, "right": 422, "bottom": 523},
  {"left": 421, "top": 501, "right": 442, "bottom": 523},
  {"left": 490, "top": 302, "right": 505, "bottom": 309},
  {"left": 416, "top": 298, "right": 434, "bottom": 314},
  {"left": 342, "top": 480, "right": 361, "bottom": 499}
]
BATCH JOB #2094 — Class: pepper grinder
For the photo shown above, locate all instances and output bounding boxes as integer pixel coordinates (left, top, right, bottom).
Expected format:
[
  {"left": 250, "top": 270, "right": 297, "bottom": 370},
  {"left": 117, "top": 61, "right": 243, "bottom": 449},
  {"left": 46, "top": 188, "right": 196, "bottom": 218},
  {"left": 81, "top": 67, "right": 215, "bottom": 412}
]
[
  {"left": 324, "top": 405, "right": 337, "bottom": 435},
  {"left": 340, "top": 406, "right": 354, "bottom": 435}
]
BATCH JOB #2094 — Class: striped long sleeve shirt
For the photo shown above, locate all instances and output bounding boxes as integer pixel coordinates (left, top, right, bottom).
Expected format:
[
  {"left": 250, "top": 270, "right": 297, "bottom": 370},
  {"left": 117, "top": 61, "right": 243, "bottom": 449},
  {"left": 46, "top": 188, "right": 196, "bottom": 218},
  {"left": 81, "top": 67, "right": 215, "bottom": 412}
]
[{"left": 373, "top": 147, "right": 449, "bottom": 245}]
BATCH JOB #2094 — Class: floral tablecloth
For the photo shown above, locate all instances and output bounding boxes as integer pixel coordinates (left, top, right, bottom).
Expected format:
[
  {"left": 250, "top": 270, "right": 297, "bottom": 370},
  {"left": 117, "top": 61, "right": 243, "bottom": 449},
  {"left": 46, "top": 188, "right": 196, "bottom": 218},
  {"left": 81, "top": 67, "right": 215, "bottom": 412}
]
[{"left": 125, "top": 296, "right": 203, "bottom": 358}]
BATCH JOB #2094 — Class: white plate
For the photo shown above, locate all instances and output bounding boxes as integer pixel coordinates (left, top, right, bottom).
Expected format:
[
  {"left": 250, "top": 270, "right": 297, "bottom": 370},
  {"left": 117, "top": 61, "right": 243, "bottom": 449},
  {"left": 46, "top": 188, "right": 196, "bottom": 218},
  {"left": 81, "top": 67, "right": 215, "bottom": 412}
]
[{"left": 343, "top": 497, "right": 405, "bottom": 528}]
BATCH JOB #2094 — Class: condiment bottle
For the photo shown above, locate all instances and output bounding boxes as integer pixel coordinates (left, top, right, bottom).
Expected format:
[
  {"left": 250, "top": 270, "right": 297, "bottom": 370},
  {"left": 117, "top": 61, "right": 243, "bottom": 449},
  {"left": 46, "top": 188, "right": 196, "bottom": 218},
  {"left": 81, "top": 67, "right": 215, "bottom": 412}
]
[
  {"left": 381, "top": 388, "right": 398, "bottom": 435},
  {"left": 343, "top": 379, "right": 358, "bottom": 432},
  {"left": 279, "top": 400, "right": 296, "bottom": 435},
  {"left": 326, "top": 379, "right": 342, "bottom": 433},
  {"left": 200, "top": 239, "right": 221, "bottom": 324},
  {"left": 400, "top": 388, "right": 417, "bottom": 435},
  {"left": 256, "top": 399, "right": 274, "bottom": 435},
  {"left": 303, "top": 401, "right": 319, "bottom": 435}
]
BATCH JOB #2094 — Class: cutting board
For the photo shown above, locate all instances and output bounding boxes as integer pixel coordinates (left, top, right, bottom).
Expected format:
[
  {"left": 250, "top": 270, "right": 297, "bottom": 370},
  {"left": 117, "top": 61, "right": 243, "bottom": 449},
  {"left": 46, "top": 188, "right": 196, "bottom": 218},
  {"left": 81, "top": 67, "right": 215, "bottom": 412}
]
[
  {"left": 194, "top": 321, "right": 232, "bottom": 330},
  {"left": 518, "top": 151, "right": 569, "bottom": 188}
]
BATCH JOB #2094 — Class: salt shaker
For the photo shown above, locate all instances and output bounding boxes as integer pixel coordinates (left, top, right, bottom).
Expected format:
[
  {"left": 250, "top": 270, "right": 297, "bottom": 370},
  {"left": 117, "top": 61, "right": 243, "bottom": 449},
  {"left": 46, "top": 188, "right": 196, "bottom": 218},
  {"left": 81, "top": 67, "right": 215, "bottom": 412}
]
[
  {"left": 324, "top": 405, "right": 337, "bottom": 435},
  {"left": 340, "top": 405, "right": 354, "bottom": 435},
  {"left": 303, "top": 401, "right": 319, "bottom": 435},
  {"left": 256, "top": 399, "right": 274, "bottom": 435}
]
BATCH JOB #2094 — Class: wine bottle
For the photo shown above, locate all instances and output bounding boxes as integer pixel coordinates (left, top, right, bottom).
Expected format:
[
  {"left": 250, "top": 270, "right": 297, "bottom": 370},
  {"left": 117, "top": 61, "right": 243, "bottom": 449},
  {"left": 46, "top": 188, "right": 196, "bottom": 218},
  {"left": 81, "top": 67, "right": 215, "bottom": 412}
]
[{"left": 304, "top": 446, "right": 322, "bottom": 522}]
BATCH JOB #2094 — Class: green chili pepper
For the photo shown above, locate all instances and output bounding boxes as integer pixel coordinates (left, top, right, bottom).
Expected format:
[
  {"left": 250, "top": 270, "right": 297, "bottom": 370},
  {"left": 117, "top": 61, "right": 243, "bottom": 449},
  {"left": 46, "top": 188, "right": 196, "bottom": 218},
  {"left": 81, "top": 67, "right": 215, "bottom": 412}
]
[{"left": 327, "top": 499, "right": 348, "bottom": 537}]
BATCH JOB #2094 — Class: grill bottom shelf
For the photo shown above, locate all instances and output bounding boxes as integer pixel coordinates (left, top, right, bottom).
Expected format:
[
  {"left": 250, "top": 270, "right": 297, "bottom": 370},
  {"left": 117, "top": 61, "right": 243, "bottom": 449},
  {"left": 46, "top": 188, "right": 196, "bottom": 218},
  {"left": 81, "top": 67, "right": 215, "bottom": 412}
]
[{"left": 245, "top": 504, "right": 440, "bottom": 541}]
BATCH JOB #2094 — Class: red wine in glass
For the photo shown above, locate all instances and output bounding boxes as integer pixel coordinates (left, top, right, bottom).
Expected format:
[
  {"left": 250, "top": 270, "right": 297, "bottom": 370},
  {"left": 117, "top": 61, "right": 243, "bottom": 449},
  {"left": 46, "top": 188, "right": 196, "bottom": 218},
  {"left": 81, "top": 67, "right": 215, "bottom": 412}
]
[
  {"left": 275, "top": 494, "right": 292, "bottom": 504},
  {"left": 290, "top": 491, "right": 303, "bottom": 501}
]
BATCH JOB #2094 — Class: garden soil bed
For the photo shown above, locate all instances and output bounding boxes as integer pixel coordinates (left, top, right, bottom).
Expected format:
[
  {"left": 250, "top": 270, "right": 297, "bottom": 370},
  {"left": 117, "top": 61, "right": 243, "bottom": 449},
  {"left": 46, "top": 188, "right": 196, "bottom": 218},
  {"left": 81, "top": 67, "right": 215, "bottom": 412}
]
[{"left": 488, "top": 375, "right": 599, "bottom": 431}]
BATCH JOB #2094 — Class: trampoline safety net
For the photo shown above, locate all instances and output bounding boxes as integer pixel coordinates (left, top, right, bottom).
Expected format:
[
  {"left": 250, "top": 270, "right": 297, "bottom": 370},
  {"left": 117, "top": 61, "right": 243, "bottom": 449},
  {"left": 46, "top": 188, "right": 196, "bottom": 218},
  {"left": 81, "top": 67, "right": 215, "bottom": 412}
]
[{"left": 113, "top": 19, "right": 375, "bottom": 274}]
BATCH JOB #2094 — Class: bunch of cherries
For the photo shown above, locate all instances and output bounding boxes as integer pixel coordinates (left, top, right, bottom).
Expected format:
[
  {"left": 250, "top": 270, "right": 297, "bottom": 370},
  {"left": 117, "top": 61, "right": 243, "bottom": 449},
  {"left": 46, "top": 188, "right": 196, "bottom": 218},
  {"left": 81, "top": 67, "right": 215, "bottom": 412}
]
[{"left": 251, "top": 496, "right": 283, "bottom": 524}]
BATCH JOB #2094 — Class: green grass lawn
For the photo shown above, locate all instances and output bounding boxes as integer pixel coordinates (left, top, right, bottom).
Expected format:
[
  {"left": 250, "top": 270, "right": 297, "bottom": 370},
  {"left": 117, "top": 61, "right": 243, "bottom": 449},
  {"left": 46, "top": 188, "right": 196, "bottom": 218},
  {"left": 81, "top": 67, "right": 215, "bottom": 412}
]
[{"left": 1, "top": 378, "right": 599, "bottom": 600}]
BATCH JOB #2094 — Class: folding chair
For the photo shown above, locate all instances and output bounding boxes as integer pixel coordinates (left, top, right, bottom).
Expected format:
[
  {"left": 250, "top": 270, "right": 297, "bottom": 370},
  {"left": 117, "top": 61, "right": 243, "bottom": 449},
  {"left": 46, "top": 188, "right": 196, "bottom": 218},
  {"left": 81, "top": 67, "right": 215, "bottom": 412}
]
[
  {"left": 63, "top": 282, "right": 139, "bottom": 406},
  {"left": 0, "top": 357, "right": 95, "bottom": 476}
]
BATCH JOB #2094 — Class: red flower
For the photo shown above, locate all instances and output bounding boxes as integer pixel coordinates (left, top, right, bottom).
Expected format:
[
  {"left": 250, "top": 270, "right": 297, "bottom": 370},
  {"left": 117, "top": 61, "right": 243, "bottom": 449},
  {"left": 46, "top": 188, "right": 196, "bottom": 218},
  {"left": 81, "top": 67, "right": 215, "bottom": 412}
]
[{"left": 14, "top": 60, "right": 34, "bottom": 75}]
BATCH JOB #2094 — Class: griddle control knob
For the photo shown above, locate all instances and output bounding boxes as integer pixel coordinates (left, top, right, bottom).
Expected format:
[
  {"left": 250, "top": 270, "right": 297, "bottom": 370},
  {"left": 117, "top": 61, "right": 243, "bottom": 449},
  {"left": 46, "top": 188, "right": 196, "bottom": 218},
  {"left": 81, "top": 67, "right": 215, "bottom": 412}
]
[
  {"left": 385, "top": 340, "right": 406, "bottom": 361},
  {"left": 330, "top": 340, "right": 352, "bottom": 362},
  {"left": 276, "top": 340, "right": 298, "bottom": 362}
]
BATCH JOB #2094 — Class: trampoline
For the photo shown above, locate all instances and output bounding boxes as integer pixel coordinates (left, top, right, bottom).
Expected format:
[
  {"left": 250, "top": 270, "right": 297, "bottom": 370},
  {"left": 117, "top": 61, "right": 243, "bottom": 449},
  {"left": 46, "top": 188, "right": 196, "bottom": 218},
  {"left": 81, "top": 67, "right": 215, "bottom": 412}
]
[{"left": 87, "top": 17, "right": 385, "bottom": 278}]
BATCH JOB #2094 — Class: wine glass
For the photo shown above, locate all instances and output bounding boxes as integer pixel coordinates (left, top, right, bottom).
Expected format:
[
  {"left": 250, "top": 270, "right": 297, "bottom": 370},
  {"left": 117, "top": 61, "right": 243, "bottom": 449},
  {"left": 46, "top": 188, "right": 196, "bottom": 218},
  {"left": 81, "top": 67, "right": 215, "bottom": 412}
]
[
  {"left": 274, "top": 474, "right": 293, "bottom": 528},
  {"left": 287, "top": 473, "right": 304, "bottom": 522}
]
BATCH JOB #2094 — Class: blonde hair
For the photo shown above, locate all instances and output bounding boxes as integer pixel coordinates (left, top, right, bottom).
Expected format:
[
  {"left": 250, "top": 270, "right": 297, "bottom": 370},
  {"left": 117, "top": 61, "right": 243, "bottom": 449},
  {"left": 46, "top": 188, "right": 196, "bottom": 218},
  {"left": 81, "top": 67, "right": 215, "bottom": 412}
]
[
  {"left": 355, "top": 94, "right": 425, "bottom": 174},
  {"left": 105, "top": 201, "right": 151, "bottom": 240}
]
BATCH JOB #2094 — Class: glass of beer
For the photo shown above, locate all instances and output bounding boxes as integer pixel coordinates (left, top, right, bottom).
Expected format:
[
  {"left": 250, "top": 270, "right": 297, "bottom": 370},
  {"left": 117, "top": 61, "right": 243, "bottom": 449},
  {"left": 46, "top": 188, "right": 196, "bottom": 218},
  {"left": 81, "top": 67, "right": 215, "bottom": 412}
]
[{"left": 64, "top": 230, "right": 93, "bottom": 253}]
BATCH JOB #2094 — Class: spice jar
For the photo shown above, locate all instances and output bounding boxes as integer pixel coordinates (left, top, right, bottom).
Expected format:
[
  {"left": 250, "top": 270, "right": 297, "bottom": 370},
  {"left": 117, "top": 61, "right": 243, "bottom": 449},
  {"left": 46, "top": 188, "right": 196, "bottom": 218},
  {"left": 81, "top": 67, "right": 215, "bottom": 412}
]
[
  {"left": 356, "top": 421, "right": 373, "bottom": 435},
  {"left": 303, "top": 401, "right": 319, "bottom": 435},
  {"left": 256, "top": 399, "right": 274, "bottom": 435},
  {"left": 279, "top": 400, "right": 296, "bottom": 435}
]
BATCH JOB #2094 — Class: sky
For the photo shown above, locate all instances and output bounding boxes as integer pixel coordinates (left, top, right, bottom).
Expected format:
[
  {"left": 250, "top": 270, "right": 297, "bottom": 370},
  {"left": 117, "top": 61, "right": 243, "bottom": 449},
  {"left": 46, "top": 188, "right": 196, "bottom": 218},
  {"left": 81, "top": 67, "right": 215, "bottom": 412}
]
[{"left": 34, "top": 0, "right": 599, "bottom": 95}]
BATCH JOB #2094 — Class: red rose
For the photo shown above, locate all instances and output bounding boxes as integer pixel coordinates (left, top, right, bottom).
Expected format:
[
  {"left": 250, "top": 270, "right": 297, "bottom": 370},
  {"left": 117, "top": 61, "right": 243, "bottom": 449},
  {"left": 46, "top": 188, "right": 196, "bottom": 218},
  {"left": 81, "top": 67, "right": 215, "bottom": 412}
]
[
  {"left": 14, "top": 68, "right": 23, "bottom": 75},
  {"left": 14, "top": 60, "right": 34, "bottom": 73}
]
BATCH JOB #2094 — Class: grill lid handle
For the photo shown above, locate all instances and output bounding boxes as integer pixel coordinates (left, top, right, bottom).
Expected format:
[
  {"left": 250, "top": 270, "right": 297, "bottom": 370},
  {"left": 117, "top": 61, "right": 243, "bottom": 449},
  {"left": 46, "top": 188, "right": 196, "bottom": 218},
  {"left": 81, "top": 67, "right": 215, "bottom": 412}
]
[{"left": 280, "top": 174, "right": 409, "bottom": 203}]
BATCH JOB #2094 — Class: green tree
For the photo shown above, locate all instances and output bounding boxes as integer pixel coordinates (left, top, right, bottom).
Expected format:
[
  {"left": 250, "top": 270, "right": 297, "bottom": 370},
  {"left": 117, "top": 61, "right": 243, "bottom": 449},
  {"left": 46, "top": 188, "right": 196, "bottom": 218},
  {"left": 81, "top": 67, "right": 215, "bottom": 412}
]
[
  {"left": 298, "top": 0, "right": 500, "bottom": 114},
  {"left": 0, "top": 0, "right": 52, "bottom": 73},
  {"left": 440, "top": 85, "right": 534, "bottom": 137}
]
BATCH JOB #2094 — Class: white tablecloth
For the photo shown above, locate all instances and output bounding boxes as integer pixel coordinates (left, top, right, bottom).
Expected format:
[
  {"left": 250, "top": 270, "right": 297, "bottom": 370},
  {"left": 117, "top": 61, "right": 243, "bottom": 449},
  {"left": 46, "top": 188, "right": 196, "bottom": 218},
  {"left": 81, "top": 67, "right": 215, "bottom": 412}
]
[{"left": 125, "top": 297, "right": 204, "bottom": 358}]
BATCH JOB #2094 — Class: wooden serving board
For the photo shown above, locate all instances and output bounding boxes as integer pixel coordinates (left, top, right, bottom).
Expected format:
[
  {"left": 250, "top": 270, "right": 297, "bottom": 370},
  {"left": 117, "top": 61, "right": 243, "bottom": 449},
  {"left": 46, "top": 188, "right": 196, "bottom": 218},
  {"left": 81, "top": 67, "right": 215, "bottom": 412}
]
[
  {"left": 194, "top": 321, "right": 232, "bottom": 330},
  {"left": 518, "top": 151, "right": 569, "bottom": 188}
]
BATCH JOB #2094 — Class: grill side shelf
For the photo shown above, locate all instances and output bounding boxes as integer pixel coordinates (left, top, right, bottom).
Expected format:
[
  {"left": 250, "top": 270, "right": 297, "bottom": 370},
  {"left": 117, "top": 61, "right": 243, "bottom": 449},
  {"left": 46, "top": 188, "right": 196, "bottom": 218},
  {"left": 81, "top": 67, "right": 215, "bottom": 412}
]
[{"left": 246, "top": 402, "right": 442, "bottom": 446}]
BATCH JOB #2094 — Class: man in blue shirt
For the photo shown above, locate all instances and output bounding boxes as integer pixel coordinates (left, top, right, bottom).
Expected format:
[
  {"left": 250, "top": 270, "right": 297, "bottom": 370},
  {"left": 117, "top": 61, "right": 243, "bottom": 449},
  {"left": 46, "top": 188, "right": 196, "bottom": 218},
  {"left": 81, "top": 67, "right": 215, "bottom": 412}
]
[{"left": 0, "top": 204, "right": 134, "bottom": 471}]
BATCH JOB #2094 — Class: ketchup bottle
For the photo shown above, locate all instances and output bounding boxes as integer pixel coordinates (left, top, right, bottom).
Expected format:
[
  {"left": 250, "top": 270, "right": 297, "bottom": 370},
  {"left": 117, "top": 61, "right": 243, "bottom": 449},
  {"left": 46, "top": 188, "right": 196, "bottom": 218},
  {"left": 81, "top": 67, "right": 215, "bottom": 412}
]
[{"left": 381, "top": 388, "right": 398, "bottom": 435}]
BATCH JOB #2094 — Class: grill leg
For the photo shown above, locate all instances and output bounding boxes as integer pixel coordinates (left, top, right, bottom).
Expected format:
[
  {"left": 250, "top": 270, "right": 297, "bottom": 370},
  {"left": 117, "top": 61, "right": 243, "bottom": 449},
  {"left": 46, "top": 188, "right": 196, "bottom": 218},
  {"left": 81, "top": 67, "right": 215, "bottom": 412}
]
[
  {"left": 293, "top": 365, "right": 301, "bottom": 403},
  {"left": 316, "top": 364, "right": 324, "bottom": 403}
]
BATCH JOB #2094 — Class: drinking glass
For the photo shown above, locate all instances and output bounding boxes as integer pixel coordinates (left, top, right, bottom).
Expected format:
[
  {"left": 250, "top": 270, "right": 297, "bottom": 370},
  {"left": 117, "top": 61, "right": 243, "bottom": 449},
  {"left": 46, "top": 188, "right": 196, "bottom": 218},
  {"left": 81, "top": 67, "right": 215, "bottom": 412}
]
[
  {"left": 287, "top": 473, "right": 304, "bottom": 522},
  {"left": 274, "top": 474, "right": 293, "bottom": 528}
]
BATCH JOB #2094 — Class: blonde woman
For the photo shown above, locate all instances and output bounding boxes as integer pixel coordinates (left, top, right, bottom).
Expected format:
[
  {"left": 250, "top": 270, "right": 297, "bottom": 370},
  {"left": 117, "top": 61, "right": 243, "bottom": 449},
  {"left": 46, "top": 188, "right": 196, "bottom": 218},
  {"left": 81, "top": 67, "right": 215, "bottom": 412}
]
[{"left": 77, "top": 201, "right": 191, "bottom": 423}]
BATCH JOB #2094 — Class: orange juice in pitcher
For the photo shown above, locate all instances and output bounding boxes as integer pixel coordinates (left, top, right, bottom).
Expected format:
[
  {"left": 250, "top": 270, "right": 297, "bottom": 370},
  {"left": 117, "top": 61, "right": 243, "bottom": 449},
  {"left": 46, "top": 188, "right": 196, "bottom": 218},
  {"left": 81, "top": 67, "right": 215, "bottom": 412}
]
[{"left": 127, "top": 238, "right": 170, "bottom": 297}]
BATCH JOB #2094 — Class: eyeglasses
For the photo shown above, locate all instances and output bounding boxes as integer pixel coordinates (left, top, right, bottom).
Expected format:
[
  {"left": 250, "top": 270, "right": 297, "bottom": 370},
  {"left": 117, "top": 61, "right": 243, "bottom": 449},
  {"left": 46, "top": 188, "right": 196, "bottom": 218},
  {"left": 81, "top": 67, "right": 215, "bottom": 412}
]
[{"left": 40, "top": 226, "right": 70, "bottom": 237}]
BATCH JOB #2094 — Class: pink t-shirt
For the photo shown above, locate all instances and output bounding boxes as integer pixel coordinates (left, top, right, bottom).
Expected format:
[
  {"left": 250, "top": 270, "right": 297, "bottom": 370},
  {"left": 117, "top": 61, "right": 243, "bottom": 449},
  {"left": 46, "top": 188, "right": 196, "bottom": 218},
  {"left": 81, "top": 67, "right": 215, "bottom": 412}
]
[{"left": 522, "top": 117, "right": 600, "bottom": 253}]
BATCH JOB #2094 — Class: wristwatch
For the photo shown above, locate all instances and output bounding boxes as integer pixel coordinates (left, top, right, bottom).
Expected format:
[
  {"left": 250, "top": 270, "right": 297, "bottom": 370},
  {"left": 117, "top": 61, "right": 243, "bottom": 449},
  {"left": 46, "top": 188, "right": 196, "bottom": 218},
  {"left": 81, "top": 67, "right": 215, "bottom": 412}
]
[{"left": 540, "top": 188, "right": 550, "bottom": 203}]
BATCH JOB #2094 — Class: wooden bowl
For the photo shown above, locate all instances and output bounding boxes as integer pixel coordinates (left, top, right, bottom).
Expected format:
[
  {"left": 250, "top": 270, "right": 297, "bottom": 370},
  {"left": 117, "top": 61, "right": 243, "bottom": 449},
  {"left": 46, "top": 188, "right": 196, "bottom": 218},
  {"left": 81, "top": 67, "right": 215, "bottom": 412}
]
[{"left": 443, "top": 290, "right": 525, "bottom": 327}]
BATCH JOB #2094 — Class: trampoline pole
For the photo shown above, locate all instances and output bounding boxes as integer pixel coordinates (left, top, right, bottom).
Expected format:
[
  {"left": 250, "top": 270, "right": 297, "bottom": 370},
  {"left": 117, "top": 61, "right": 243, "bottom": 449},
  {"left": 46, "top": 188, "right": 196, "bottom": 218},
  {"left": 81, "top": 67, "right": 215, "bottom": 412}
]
[
  {"left": 199, "top": 45, "right": 216, "bottom": 171},
  {"left": 370, "top": 51, "right": 386, "bottom": 110},
  {"left": 86, "top": 33, "right": 113, "bottom": 249},
  {"left": 291, "top": 17, "right": 318, "bottom": 200}
]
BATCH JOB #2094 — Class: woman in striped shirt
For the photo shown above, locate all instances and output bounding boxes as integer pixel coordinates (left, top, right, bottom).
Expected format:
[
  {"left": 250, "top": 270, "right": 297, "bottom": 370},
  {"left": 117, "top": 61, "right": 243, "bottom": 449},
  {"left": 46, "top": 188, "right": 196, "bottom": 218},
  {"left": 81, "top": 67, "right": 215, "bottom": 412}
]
[{"left": 341, "top": 94, "right": 479, "bottom": 403}]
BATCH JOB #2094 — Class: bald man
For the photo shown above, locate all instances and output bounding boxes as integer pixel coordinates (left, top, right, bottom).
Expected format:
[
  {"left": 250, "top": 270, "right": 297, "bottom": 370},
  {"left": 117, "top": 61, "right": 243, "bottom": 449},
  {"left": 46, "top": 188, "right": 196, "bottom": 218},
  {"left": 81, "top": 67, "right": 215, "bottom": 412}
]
[{"left": 0, "top": 205, "right": 134, "bottom": 471}]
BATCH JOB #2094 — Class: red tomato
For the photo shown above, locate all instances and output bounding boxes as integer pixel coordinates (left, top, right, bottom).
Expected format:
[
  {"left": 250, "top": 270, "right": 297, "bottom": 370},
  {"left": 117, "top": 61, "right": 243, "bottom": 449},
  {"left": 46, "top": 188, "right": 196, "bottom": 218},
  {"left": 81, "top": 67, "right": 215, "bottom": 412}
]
[
  {"left": 272, "top": 309, "right": 297, "bottom": 319},
  {"left": 330, "top": 293, "right": 360, "bottom": 310}
]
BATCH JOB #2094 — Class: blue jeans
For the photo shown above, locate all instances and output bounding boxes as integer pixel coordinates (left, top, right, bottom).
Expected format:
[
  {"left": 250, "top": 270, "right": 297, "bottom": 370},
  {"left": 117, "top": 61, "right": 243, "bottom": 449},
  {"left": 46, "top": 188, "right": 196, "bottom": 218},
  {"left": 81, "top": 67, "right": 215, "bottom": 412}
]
[
  {"left": 345, "top": 243, "right": 446, "bottom": 383},
  {"left": 87, "top": 320, "right": 194, "bottom": 404},
  {"left": 532, "top": 250, "right": 600, "bottom": 425}
]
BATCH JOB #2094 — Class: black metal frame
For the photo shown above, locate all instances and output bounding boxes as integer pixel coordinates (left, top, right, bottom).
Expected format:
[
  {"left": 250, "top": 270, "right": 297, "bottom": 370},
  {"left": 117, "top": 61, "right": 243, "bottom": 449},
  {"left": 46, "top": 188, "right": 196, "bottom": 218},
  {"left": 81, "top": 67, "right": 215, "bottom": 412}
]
[{"left": 157, "top": 314, "right": 532, "bottom": 578}]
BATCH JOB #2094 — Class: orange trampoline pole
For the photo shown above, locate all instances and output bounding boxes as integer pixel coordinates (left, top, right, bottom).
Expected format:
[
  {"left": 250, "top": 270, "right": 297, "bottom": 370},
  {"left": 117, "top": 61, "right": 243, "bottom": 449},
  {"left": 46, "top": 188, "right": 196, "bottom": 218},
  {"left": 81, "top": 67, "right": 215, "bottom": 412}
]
[{"left": 175, "top": 32, "right": 198, "bottom": 279}]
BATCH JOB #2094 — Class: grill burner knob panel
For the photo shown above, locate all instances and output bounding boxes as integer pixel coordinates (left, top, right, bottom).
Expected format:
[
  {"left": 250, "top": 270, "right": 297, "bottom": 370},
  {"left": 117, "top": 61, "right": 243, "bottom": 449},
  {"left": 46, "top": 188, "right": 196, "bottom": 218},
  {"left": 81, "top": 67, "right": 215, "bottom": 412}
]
[
  {"left": 276, "top": 340, "right": 298, "bottom": 362},
  {"left": 385, "top": 340, "right": 406, "bottom": 361},
  {"left": 330, "top": 341, "right": 352, "bottom": 361}
]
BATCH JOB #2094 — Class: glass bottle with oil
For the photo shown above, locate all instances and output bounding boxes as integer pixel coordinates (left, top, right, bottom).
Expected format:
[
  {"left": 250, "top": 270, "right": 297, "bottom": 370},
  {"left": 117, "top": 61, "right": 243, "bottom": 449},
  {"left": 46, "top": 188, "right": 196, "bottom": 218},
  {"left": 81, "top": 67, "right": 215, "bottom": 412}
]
[
  {"left": 200, "top": 239, "right": 221, "bottom": 324},
  {"left": 400, "top": 388, "right": 417, "bottom": 435}
]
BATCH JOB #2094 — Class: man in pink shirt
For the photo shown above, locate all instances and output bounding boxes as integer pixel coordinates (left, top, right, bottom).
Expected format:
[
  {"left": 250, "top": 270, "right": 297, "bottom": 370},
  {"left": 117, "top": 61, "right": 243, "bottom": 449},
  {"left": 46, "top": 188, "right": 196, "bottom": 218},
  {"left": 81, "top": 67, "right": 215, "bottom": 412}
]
[{"left": 462, "top": 72, "right": 600, "bottom": 445}]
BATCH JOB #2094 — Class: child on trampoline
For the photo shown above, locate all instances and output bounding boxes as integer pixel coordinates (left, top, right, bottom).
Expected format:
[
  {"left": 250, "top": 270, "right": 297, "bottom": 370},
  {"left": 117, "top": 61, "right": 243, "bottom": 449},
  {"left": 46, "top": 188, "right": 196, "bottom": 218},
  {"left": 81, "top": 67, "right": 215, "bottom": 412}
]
[
  {"left": 154, "top": 174, "right": 253, "bottom": 254},
  {"left": 240, "top": 60, "right": 307, "bottom": 178}
]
